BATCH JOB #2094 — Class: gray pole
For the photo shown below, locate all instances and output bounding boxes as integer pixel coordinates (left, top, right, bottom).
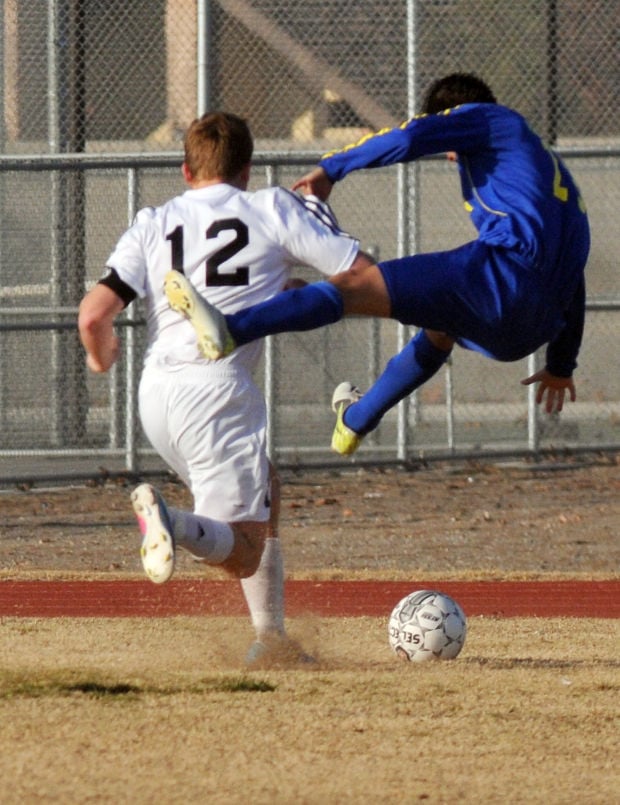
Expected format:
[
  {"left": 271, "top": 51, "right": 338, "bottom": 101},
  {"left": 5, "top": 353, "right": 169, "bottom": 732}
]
[
  {"left": 48, "top": 0, "right": 88, "bottom": 446},
  {"left": 197, "top": 0, "right": 212, "bottom": 115},
  {"left": 0, "top": 0, "right": 5, "bottom": 430},
  {"left": 397, "top": 0, "right": 420, "bottom": 462},
  {"left": 547, "top": 0, "right": 559, "bottom": 145},
  {"left": 124, "top": 168, "right": 140, "bottom": 471},
  {"left": 264, "top": 165, "right": 277, "bottom": 462},
  {"left": 48, "top": 0, "right": 64, "bottom": 446}
]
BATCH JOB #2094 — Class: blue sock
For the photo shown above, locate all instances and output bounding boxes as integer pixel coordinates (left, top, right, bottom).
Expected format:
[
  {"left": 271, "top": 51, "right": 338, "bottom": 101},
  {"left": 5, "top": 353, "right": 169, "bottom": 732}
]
[
  {"left": 226, "top": 282, "right": 343, "bottom": 346},
  {"left": 344, "top": 330, "right": 451, "bottom": 435}
]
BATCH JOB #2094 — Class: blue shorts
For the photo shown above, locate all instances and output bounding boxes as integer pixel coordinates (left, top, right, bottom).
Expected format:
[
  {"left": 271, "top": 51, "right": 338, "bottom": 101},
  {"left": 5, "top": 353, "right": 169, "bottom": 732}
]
[{"left": 378, "top": 240, "right": 577, "bottom": 362}]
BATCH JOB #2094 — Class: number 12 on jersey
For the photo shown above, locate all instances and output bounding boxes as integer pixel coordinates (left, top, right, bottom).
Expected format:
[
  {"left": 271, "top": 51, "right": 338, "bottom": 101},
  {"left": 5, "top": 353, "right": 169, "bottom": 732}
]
[{"left": 166, "top": 219, "right": 250, "bottom": 286}]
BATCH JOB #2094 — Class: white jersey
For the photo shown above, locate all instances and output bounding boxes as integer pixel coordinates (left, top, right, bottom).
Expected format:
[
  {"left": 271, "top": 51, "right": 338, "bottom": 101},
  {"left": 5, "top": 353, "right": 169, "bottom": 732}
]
[
  {"left": 105, "top": 183, "right": 359, "bottom": 521},
  {"left": 106, "top": 184, "right": 359, "bottom": 373}
]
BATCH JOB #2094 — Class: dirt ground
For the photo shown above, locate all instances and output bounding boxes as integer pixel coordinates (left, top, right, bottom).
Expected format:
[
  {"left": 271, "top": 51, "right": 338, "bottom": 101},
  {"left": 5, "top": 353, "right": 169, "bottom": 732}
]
[
  {"left": 1, "top": 451, "right": 619, "bottom": 579},
  {"left": 1, "top": 453, "right": 618, "bottom": 804}
]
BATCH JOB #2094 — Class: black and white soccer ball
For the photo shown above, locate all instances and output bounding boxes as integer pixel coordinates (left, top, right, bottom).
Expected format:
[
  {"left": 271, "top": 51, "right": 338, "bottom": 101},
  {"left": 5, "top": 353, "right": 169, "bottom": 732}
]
[{"left": 388, "top": 589, "right": 467, "bottom": 662}]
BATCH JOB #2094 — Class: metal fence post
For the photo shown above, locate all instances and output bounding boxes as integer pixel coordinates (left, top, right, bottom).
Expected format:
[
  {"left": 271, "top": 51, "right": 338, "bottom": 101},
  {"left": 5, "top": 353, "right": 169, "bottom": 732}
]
[
  {"left": 263, "top": 163, "right": 277, "bottom": 461},
  {"left": 197, "top": 0, "right": 213, "bottom": 116},
  {"left": 48, "top": 0, "right": 88, "bottom": 448},
  {"left": 124, "top": 167, "right": 140, "bottom": 472},
  {"left": 527, "top": 351, "right": 540, "bottom": 454}
]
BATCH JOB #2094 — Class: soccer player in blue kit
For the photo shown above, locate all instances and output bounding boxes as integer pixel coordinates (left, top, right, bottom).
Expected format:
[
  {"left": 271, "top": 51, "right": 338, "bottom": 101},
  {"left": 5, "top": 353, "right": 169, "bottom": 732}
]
[{"left": 168, "top": 73, "right": 590, "bottom": 455}]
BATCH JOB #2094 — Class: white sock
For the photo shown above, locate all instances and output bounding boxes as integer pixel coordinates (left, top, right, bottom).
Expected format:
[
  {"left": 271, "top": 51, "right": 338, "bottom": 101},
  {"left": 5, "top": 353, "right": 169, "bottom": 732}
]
[
  {"left": 240, "top": 537, "right": 286, "bottom": 639},
  {"left": 168, "top": 507, "right": 234, "bottom": 564}
]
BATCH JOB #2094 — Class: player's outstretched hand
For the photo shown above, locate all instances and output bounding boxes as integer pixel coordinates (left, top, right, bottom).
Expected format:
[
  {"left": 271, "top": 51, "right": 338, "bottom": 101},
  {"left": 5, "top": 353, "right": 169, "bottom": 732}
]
[
  {"left": 521, "top": 369, "right": 576, "bottom": 413},
  {"left": 291, "top": 167, "right": 333, "bottom": 200}
]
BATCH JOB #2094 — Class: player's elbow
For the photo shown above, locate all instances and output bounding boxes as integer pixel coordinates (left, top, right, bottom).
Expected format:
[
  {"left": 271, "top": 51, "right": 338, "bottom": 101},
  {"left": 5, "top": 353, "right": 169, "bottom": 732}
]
[
  {"left": 78, "top": 309, "right": 96, "bottom": 339},
  {"left": 78, "top": 298, "right": 106, "bottom": 339}
]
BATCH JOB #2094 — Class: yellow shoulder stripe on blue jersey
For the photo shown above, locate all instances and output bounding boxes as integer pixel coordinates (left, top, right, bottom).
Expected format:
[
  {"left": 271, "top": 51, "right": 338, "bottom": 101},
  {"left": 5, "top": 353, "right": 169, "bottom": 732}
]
[{"left": 321, "top": 105, "right": 461, "bottom": 160}]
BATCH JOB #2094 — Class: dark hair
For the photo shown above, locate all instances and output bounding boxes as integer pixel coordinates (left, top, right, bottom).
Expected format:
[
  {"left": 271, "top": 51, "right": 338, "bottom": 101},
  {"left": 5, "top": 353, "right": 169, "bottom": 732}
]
[
  {"left": 184, "top": 112, "right": 253, "bottom": 180},
  {"left": 422, "top": 73, "right": 497, "bottom": 114}
]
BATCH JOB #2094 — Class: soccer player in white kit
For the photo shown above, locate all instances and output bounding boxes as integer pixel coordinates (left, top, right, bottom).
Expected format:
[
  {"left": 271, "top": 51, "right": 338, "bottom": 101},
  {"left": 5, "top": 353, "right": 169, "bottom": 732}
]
[{"left": 78, "top": 112, "right": 373, "bottom": 665}]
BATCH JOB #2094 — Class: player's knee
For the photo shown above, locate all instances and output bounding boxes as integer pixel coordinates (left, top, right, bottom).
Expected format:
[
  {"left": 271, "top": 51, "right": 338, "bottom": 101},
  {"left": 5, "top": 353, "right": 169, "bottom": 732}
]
[
  {"left": 333, "top": 264, "right": 390, "bottom": 317},
  {"left": 425, "top": 329, "right": 454, "bottom": 352}
]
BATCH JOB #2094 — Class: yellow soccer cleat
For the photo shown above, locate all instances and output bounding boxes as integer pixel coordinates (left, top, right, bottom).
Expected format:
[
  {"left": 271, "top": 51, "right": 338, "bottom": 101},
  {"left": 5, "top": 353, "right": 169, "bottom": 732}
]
[
  {"left": 164, "top": 270, "right": 236, "bottom": 360},
  {"left": 331, "top": 381, "right": 364, "bottom": 456}
]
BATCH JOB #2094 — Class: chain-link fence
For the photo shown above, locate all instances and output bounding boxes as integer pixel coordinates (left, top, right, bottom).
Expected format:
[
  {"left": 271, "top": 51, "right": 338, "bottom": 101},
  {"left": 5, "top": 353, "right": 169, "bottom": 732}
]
[
  {"left": 0, "top": 1, "right": 618, "bottom": 482},
  {"left": 4, "top": 1, "right": 617, "bottom": 149}
]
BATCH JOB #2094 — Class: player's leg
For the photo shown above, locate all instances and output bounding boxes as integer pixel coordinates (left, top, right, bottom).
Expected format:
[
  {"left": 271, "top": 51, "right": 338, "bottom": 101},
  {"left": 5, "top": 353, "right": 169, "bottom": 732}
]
[
  {"left": 164, "top": 270, "right": 344, "bottom": 360},
  {"left": 330, "top": 247, "right": 480, "bottom": 455},
  {"left": 140, "top": 368, "right": 310, "bottom": 664},
  {"left": 238, "top": 465, "right": 285, "bottom": 640},
  {"left": 330, "top": 241, "right": 563, "bottom": 454},
  {"left": 130, "top": 480, "right": 239, "bottom": 582},
  {"left": 330, "top": 259, "right": 392, "bottom": 317},
  {"left": 237, "top": 467, "right": 315, "bottom": 667},
  {"left": 135, "top": 369, "right": 274, "bottom": 620},
  {"left": 331, "top": 329, "right": 453, "bottom": 455},
  {"left": 239, "top": 466, "right": 308, "bottom": 664},
  {"left": 201, "top": 454, "right": 313, "bottom": 665},
  {"left": 186, "top": 468, "right": 312, "bottom": 666},
  {"left": 134, "top": 368, "right": 235, "bottom": 579},
  {"left": 164, "top": 260, "right": 390, "bottom": 360},
  {"left": 346, "top": 329, "right": 453, "bottom": 437},
  {"left": 227, "top": 261, "right": 390, "bottom": 342}
]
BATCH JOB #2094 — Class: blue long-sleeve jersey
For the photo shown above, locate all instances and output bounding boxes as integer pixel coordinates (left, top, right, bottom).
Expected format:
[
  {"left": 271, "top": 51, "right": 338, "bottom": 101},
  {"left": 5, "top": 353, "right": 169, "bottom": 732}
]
[{"left": 319, "top": 103, "right": 590, "bottom": 375}]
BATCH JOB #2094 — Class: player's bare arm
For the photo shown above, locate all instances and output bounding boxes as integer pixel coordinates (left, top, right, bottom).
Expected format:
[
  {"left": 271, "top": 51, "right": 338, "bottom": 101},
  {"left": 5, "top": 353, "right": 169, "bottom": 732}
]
[
  {"left": 521, "top": 368, "right": 576, "bottom": 414},
  {"left": 78, "top": 283, "right": 125, "bottom": 373},
  {"left": 291, "top": 166, "right": 333, "bottom": 200}
]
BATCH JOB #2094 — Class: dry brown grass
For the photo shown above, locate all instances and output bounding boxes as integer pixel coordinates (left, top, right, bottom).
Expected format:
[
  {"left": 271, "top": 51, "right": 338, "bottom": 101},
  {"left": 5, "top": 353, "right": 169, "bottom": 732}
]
[{"left": 0, "top": 615, "right": 618, "bottom": 803}]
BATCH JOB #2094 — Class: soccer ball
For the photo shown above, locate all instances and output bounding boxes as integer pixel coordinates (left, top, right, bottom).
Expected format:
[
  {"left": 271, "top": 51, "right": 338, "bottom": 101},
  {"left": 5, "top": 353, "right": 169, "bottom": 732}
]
[{"left": 388, "top": 589, "right": 467, "bottom": 663}]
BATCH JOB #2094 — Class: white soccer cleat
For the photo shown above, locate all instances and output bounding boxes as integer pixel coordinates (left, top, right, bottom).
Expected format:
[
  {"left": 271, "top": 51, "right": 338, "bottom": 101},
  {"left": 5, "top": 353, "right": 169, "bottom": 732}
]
[
  {"left": 245, "top": 633, "right": 317, "bottom": 669},
  {"left": 331, "top": 381, "right": 364, "bottom": 456},
  {"left": 164, "top": 270, "right": 235, "bottom": 360},
  {"left": 131, "top": 483, "right": 176, "bottom": 584}
]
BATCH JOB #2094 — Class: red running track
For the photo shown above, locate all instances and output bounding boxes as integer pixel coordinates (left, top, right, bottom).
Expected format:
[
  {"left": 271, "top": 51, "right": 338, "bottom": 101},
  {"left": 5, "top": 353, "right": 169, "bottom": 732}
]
[{"left": 0, "top": 579, "right": 618, "bottom": 618}]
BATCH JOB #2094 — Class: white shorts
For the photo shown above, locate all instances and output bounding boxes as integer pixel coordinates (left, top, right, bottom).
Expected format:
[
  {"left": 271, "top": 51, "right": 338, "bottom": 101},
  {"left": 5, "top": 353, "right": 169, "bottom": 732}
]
[{"left": 139, "top": 363, "right": 270, "bottom": 522}]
